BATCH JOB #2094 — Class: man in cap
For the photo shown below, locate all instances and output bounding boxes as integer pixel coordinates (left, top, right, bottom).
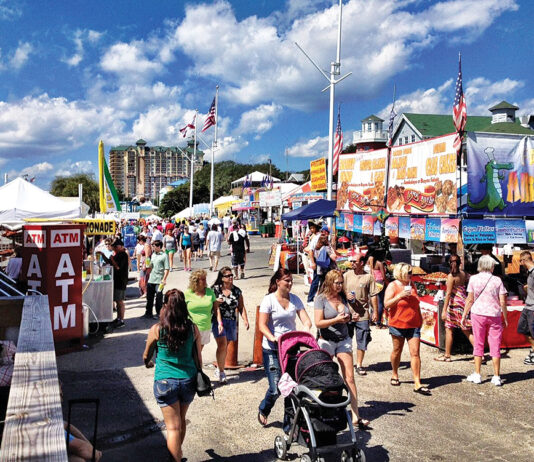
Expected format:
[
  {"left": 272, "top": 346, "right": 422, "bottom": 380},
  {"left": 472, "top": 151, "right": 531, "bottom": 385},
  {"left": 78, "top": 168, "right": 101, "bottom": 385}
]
[
  {"left": 343, "top": 252, "right": 379, "bottom": 375},
  {"left": 98, "top": 239, "right": 129, "bottom": 327}
]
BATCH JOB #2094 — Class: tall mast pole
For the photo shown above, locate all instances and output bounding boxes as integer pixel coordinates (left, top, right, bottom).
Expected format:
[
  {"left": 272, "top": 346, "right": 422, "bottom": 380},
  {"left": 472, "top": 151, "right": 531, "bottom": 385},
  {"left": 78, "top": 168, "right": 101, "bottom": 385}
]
[{"left": 189, "top": 109, "right": 198, "bottom": 215}]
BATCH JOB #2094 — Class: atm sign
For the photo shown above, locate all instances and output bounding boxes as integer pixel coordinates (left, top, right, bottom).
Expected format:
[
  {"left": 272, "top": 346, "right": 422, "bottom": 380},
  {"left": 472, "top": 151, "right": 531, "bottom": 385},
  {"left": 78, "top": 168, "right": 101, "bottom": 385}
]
[
  {"left": 50, "top": 229, "right": 81, "bottom": 248},
  {"left": 24, "top": 230, "right": 46, "bottom": 248}
]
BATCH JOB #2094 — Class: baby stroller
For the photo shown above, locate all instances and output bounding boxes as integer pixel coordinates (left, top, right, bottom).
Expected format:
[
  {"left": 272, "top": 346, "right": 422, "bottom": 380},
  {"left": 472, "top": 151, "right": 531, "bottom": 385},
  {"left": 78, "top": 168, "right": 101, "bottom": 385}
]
[{"left": 273, "top": 331, "right": 365, "bottom": 462}]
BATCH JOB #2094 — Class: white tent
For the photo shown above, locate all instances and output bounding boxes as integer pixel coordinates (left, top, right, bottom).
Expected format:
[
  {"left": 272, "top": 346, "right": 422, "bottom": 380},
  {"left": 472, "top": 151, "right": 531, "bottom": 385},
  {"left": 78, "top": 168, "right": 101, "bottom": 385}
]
[
  {"left": 0, "top": 177, "right": 82, "bottom": 228},
  {"left": 173, "top": 208, "right": 192, "bottom": 219},
  {"left": 213, "top": 195, "right": 240, "bottom": 206},
  {"left": 145, "top": 214, "right": 162, "bottom": 221},
  {"left": 231, "top": 171, "right": 281, "bottom": 187}
]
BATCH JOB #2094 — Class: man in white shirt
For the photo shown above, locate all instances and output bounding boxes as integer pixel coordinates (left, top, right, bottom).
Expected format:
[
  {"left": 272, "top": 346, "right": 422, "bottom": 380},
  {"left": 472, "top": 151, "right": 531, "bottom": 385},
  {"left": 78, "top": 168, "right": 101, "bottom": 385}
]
[
  {"left": 206, "top": 224, "right": 223, "bottom": 271},
  {"left": 152, "top": 225, "right": 163, "bottom": 242},
  {"left": 222, "top": 214, "right": 231, "bottom": 236}
]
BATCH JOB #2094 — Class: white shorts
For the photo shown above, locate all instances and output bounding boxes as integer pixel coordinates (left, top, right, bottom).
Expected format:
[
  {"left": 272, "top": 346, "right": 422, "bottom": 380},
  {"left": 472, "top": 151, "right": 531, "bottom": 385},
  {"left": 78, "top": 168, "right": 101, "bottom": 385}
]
[
  {"left": 199, "top": 329, "right": 211, "bottom": 345},
  {"left": 318, "top": 337, "right": 353, "bottom": 356}
]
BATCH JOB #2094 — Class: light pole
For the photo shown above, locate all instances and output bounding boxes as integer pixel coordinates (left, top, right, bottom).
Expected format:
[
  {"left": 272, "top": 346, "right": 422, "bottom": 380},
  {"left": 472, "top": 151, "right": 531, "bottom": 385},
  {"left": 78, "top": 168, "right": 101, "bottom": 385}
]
[
  {"left": 295, "top": 0, "right": 351, "bottom": 202},
  {"left": 189, "top": 109, "right": 198, "bottom": 215}
]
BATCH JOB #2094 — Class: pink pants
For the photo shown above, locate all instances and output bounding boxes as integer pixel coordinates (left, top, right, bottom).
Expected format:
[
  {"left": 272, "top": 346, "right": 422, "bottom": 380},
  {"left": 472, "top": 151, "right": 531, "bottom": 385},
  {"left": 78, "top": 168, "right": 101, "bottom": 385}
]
[{"left": 471, "top": 313, "right": 503, "bottom": 358}]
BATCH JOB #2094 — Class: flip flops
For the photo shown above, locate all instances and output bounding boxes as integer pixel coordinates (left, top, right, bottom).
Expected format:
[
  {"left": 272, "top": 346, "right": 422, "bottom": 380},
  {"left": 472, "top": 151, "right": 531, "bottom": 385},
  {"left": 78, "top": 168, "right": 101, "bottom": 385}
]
[
  {"left": 355, "top": 366, "right": 367, "bottom": 376},
  {"left": 434, "top": 355, "right": 452, "bottom": 362},
  {"left": 413, "top": 386, "right": 431, "bottom": 396},
  {"left": 390, "top": 378, "right": 401, "bottom": 386},
  {"left": 355, "top": 418, "right": 371, "bottom": 430},
  {"left": 257, "top": 411, "right": 268, "bottom": 427}
]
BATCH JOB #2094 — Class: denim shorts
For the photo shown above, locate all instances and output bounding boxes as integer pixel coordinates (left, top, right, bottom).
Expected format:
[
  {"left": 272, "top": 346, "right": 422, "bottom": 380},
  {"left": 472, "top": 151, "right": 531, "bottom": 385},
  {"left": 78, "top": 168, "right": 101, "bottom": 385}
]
[
  {"left": 389, "top": 326, "right": 421, "bottom": 339},
  {"left": 153, "top": 377, "right": 196, "bottom": 407},
  {"left": 318, "top": 336, "right": 352, "bottom": 356},
  {"left": 355, "top": 320, "right": 372, "bottom": 351},
  {"left": 212, "top": 319, "right": 238, "bottom": 341}
]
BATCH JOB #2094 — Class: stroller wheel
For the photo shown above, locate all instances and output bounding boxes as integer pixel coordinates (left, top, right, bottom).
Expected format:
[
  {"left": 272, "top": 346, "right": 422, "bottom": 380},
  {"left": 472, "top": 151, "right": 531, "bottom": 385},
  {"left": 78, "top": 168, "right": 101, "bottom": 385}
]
[
  {"left": 341, "top": 448, "right": 366, "bottom": 462},
  {"left": 274, "top": 435, "right": 288, "bottom": 460},
  {"left": 300, "top": 455, "right": 312, "bottom": 462}
]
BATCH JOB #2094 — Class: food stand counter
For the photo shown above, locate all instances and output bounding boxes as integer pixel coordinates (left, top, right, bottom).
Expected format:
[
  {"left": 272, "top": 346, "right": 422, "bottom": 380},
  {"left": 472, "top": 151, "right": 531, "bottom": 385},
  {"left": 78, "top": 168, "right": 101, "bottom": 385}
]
[{"left": 82, "top": 262, "right": 114, "bottom": 323}]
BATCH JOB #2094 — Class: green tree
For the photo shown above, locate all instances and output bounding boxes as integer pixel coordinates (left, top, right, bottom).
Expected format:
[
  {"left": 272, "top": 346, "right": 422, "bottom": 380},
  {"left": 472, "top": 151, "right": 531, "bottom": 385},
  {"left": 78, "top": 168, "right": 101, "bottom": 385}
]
[{"left": 50, "top": 174, "right": 100, "bottom": 213}]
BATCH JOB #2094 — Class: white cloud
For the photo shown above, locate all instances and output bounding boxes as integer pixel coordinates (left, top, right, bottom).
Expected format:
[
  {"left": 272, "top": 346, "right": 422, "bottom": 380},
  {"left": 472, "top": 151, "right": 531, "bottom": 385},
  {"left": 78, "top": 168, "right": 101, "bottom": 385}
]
[
  {"left": 235, "top": 103, "right": 282, "bottom": 138},
  {"left": 20, "top": 161, "right": 53, "bottom": 176},
  {"left": 287, "top": 135, "right": 328, "bottom": 158},
  {"left": 64, "top": 29, "right": 103, "bottom": 67},
  {"left": 0, "top": 0, "right": 22, "bottom": 20},
  {"left": 10, "top": 42, "right": 32, "bottom": 69},
  {"left": 173, "top": 0, "right": 517, "bottom": 109},
  {"left": 55, "top": 160, "right": 94, "bottom": 177}
]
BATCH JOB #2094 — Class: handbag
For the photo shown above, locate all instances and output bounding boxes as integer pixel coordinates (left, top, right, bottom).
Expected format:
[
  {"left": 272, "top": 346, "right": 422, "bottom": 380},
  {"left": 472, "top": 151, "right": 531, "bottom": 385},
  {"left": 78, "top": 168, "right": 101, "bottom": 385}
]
[
  {"left": 191, "top": 325, "right": 214, "bottom": 399},
  {"left": 316, "top": 246, "right": 331, "bottom": 269}
]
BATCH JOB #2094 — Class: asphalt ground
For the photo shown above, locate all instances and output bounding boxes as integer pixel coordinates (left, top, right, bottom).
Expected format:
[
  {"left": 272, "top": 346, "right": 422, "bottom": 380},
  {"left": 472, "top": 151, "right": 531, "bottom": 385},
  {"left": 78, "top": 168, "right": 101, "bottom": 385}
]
[{"left": 57, "top": 236, "right": 534, "bottom": 462}]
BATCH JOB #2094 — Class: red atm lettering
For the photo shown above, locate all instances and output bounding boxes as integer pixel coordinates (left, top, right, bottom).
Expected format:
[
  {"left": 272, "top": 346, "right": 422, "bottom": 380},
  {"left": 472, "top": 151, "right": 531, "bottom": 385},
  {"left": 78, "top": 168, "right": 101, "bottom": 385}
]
[{"left": 27, "top": 233, "right": 44, "bottom": 245}]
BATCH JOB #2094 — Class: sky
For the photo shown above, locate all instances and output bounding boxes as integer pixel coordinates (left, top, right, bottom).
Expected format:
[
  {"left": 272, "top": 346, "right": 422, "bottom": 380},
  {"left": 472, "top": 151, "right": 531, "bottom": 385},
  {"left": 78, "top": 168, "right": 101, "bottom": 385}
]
[{"left": 0, "top": 0, "right": 532, "bottom": 190}]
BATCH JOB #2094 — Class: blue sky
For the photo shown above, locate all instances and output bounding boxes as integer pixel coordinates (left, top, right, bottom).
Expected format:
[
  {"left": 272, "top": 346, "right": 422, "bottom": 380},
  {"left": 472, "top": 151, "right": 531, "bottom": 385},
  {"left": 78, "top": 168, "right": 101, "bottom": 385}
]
[{"left": 0, "top": 0, "right": 532, "bottom": 190}]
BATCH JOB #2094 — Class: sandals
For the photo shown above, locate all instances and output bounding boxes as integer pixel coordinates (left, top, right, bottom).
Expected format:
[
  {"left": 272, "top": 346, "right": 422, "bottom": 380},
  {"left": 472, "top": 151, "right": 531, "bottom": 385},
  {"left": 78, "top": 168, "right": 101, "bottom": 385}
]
[
  {"left": 413, "top": 386, "right": 432, "bottom": 396},
  {"left": 354, "top": 418, "right": 371, "bottom": 430},
  {"left": 390, "top": 378, "right": 400, "bottom": 386},
  {"left": 434, "top": 355, "right": 452, "bottom": 362},
  {"left": 355, "top": 366, "right": 367, "bottom": 376},
  {"left": 257, "top": 411, "right": 268, "bottom": 427}
]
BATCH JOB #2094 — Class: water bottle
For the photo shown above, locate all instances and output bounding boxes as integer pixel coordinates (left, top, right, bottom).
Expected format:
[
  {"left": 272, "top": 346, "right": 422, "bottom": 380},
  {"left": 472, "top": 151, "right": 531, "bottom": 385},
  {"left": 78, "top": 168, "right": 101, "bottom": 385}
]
[{"left": 158, "top": 282, "right": 165, "bottom": 292}]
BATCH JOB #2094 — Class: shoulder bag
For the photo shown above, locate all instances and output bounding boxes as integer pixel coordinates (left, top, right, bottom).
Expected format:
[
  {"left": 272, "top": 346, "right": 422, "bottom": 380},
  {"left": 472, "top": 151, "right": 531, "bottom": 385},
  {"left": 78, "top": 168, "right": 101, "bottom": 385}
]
[{"left": 191, "top": 325, "right": 214, "bottom": 399}]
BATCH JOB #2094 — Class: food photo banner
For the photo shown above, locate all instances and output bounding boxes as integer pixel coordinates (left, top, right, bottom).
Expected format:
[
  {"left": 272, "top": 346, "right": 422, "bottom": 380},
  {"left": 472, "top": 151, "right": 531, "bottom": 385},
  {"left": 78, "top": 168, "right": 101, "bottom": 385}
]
[
  {"left": 462, "top": 219, "right": 527, "bottom": 244},
  {"left": 336, "top": 149, "right": 387, "bottom": 212},
  {"left": 387, "top": 134, "right": 457, "bottom": 215},
  {"left": 310, "top": 158, "right": 327, "bottom": 191},
  {"left": 466, "top": 133, "right": 534, "bottom": 216}
]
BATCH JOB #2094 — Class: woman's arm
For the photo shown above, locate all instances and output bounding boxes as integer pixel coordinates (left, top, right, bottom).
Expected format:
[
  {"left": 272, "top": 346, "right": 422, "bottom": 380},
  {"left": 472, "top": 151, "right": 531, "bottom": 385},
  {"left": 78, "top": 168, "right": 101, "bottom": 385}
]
[
  {"left": 237, "top": 294, "right": 249, "bottom": 330},
  {"left": 442, "top": 274, "right": 454, "bottom": 321},
  {"left": 193, "top": 324, "right": 203, "bottom": 367},
  {"left": 297, "top": 308, "right": 312, "bottom": 330},
  {"left": 213, "top": 299, "right": 223, "bottom": 333},
  {"left": 143, "top": 325, "right": 158, "bottom": 367},
  {"left": 258, "top": 311, "right": 277, "bottom": 343},
  {"left": 384, "top": 282, "right": 408, "bottom": 309},
  {"left": 314, "top": 306, "right": 348, "bottom": 329},
  {"left": 461, "top": 292, "right": 474, "bottom": 325},
  {"left": 500, "top": 293, "right": 508, "bottom": 327}
]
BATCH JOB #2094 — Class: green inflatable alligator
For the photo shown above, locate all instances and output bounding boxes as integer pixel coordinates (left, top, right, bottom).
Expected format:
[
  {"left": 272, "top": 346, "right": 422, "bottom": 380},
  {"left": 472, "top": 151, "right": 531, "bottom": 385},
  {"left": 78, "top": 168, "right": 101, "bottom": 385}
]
[{"left": 467, "top": 159, "right": 514, "bottom": 212}]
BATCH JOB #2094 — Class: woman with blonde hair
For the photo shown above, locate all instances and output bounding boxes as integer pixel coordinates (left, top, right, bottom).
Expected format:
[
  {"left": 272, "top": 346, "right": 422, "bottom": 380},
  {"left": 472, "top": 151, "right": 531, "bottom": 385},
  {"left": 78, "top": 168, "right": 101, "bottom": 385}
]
[
  {"left": 384, "top": 263, "right": 429, "bottom": 395},
  {"left": 314, "top": 269, "right": 370, "bottom": 429},
  {"left": 184, "top": 269, "right": 222, "bottom": 350}
]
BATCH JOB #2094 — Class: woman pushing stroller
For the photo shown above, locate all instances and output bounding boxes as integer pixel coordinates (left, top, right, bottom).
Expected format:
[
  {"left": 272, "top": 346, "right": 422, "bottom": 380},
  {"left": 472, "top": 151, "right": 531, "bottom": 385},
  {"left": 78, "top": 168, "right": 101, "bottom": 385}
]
[{"left": 314, "top": 269, "right": 371, "bottom": 430}]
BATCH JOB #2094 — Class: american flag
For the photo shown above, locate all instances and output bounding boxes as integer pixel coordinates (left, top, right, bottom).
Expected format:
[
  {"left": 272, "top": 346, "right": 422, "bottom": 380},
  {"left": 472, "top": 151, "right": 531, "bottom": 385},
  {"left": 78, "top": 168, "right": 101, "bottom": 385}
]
[
  {"left": 333, "top": 108, "right": 343, "bottom": 175},
  {"left": 202, "top": 97, "right": 216, "bottom": 132},
  {"left": 179, "top": 114, "right": 196, "bottom": 138},
  {"left": 453, "top": 54, "right": 467, "bottom": 153},
  {"left": 387, "top": 104, "right": 396, "bottom": 147}
]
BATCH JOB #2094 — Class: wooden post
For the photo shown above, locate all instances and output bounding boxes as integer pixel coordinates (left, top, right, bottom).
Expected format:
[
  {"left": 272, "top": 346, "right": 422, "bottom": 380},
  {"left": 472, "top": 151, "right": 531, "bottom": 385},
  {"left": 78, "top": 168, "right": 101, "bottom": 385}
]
[{"left": 252, "top": 305, "right": 263, "bottom": 366}]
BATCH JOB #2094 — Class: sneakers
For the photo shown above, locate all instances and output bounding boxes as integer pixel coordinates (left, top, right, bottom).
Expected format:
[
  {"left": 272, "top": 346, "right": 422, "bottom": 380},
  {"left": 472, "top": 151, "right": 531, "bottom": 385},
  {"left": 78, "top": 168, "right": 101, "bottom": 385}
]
[
  {"left": 466, "top": 372, "right": 481, "bottom": 384},
  {"left": 213, "top": 369, "right": 227, "bottom": 383},
  {"left": 240, "top": 272, "right": 245, "bottom": 279},
  {"left": 306, "top": 301, "right": 314, "bottom": 308},
  {"left": 524, "top": 350, "right": 534, "bottom": 365},
  {"left": 114, "top": 319, "right": 125, "bottom": 328},
  {"left": 490, "top": 375, "right": 502, "bottom": 386}
]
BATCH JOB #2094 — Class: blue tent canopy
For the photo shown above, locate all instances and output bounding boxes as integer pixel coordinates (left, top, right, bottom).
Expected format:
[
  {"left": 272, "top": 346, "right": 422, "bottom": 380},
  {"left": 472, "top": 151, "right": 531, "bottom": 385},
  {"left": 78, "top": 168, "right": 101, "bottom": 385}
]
[{"left": 281, "top": 199, "right": 337, "bottom": 221}]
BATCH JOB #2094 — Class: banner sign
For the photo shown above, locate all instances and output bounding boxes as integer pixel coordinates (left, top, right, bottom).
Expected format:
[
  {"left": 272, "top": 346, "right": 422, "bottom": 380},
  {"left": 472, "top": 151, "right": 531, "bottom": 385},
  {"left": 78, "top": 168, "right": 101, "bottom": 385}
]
[
  {"left": 526, "top": 221, "right": 534, "bottom": 243},
  {"left": 462, "top": 219, "right": 496, "bottom": 244},
  {"left": 310, "top": 158, "right": 327, "bottom": 191},
  {"left": 399, "top": 216, "right": 411, "bottom": 239},
  {"left": 353, "top": 214, "right": 363, "bottom": 233},
  {"left": 336, "top": 149, "right": 387, "bottom": 212},
  {"left": 362, "top": 215, "right": 374, "bottom": 235},
  {"left": 336, "top": 213, "right": 346, "bottom": 229},
  {"left": 385, "top": 216, "right": 399, "bottom": 238},
  {"left": 495, "top": 219, "right": 527, "bottom": 244},
  {"left": 71, "top": 219, "right": 116, "bottom": 236},
  {"left": 425, "top": 218, "right": 441, "bottom": 242},
  {"left": 345, "top": 214, "right": 354, "bottom": 231},
  {"left": 373, "top": 219, "right": 382, "bottom": 236},
  {"left": 410, "top": 218, "right": 426, "bottom": 240},
  {"left": 440, "top": 218, "right": 460, "bottom": 243},
  {"left": 387, "top": 134, "right": 457, "bottom": 215},
  {"left": 466, "top": 133, "right": 534, "bottom": 216},
  {"left": 259, "top": 190, "right": 282, "bottom": 207}
]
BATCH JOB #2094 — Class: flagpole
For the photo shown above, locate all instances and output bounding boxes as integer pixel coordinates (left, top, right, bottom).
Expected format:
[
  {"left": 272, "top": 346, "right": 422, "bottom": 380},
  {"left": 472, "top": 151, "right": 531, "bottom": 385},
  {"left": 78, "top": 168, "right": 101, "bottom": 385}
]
[
  {"left": 210, "top": 85, "right": 219, "bottom": 216},
  {"left": 189, "top": 109, "right": 198, "bottom": 216},
  {"left": 384, "top": 84, "right": 396, "bottom": 209}
]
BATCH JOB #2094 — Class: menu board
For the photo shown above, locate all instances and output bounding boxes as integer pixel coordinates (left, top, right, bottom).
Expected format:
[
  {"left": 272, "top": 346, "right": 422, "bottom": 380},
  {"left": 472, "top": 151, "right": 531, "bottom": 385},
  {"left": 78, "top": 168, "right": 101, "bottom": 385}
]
[
  {"left": 336, "top": 149, "right": 388, "bottom": 212},
  {"left": 310, "top": 158, "right": 327, "bottom": 191},
  {"left": 387, "top": 134, "right": 457, "bottom": 215}
]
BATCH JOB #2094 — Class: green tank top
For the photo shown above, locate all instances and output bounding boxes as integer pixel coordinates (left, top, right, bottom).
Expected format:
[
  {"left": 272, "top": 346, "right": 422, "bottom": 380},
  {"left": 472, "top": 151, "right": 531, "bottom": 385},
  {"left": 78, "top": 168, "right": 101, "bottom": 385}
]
[{"left": 154, "top": 327, "right": 197, "bottom": 381}]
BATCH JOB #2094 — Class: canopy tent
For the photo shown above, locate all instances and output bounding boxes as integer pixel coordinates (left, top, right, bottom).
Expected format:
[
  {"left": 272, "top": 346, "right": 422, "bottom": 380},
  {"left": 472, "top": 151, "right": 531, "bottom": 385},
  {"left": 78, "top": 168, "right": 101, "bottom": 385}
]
[
  {"left": 213, "top": 195, "right": 240, "bottom": 206},
  {"left": 231, "top": 171, "right": 281, "bottom": 187},
  {"left": 145, "top": 214, "right": 162, "bottom": 221},
  {"left": 281, "top": 199, "right": 337, "bottom": 221},
  {"left": 0, "top": 177, "right": 82, "bottom": 229}
]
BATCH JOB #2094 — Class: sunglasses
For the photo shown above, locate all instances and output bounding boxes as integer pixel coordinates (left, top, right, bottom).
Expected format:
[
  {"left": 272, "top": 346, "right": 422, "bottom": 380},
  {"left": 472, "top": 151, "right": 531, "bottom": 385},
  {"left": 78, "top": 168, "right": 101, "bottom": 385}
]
[{"left": 222, "top": 274, "right": 233, "bottom": 278}]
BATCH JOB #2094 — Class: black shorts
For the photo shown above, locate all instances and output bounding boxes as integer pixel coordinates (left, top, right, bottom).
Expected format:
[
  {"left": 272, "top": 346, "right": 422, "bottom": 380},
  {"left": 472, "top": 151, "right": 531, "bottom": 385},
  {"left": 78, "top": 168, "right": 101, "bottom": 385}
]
[
  {"left": 181, "top": 244, "right": 191, "bottom": 250},
  {"left": 517, "top": 308, "right": 534, "bottom": 338},
  {"left": 231, "top": 253, "right": 245, "bottom": 268}
]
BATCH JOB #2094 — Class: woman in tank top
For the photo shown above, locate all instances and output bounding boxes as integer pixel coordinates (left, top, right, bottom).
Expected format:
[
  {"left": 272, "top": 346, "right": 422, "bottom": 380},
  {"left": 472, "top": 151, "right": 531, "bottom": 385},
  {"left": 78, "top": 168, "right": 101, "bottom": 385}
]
[{"left": 143, "top": 289, "right": 202, "bottom": 462}]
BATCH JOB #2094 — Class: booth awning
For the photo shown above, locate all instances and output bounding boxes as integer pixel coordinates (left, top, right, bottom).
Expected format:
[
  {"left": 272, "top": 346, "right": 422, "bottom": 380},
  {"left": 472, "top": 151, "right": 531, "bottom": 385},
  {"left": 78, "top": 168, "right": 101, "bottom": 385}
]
[{"left": 281, "top": 199, "right": 337, "bottom": 221}]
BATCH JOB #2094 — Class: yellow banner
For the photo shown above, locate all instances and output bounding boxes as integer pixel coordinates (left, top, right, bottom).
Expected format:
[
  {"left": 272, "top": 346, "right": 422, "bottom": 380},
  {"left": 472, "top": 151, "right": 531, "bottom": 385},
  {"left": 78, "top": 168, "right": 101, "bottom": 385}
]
[
  {"left": 310, "top": 158, "right": 327, "bottom": 191},
  {"left": 72, "top": 219, "right": 116, "bottom": 236}
]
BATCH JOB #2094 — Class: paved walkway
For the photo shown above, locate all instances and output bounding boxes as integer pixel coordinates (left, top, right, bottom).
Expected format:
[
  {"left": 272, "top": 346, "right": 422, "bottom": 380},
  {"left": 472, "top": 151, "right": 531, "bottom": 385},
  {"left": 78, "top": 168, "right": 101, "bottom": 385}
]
[{"left": 57, "top": 236, "right": 534, "bottom": 462}]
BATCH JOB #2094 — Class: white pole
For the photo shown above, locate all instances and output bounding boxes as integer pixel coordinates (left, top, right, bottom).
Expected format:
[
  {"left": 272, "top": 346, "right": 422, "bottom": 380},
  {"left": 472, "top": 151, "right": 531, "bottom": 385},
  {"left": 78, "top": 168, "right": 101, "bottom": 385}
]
[{"left": 189, "top": 109, "right": 198, "bottom": 215}]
